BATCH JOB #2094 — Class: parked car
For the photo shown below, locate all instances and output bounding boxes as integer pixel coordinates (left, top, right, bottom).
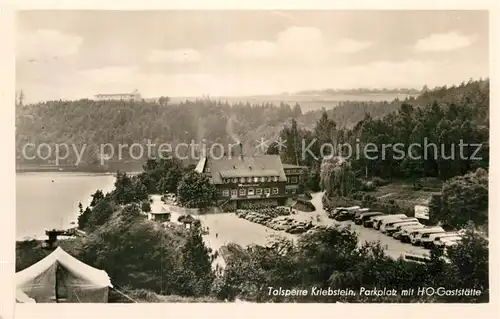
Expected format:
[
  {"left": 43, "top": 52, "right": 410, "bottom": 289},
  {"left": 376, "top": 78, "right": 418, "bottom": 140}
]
[
  {"left": 355, "top": 212, "right": 383, "bottom": 225},
  {"left": 385, "top": 218, "right": 422, "bottom": 236},
  {"left": 434, "top": 235, "right": 463, "bottom": 248},
  {"left": 402, "top": 252, "right": 431, "bottom": 264},
  {"left": 397, "top": 224, "right": 426, "bottom": 242},
  {"left": 372, "top": 214, "right": 408, "bottom": 230},
  {"left": 353, "top": 208, "right": 370, "bottom": 220},
  {"left": 427, "top": 232, "right": 461, "bottom": 248},
  {"left": 380, "top": 218, "right": 419, "bottom": 234},
  {"left": 332, "top": 206, "right": 361, "bottom": 221},
  {"left": 409, "top": 227, "right": 445, "bottom": 246}
]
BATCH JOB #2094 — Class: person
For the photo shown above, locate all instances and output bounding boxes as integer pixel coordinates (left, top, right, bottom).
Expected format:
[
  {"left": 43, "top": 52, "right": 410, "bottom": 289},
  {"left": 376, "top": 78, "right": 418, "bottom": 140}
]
[{"left": 216, "top": 233, "right": 218, "bottom": 239}]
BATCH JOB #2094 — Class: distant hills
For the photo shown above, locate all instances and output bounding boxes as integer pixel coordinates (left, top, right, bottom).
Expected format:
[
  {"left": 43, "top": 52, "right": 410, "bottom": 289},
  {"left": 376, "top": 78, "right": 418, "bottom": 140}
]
[{"left": 291, "top": 87, "right": 421, "bottom": 96}]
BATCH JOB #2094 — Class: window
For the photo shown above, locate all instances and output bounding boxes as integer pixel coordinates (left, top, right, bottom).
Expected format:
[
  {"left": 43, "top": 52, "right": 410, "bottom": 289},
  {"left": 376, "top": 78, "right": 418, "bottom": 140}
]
[
  {"left": 248, "top": 188, "right": 255, "bottom": 196},
  {"left": 291, "top": 188, "right": 296, "bottom": 194},
  {"left": 272, "top": 187, "right": 279, "bottom": 194},
  {"left": 253, "top": 177, "right": 259, "bottom": 183},
  {"left": 232, "top": 178, "right": 238, "bottom": 183},
  {"left": 264, "top": 188, "right": 271, "bottom": 195},
  {"left": 231, "top": 189, "right": 237, "bottom": 197},
  {"left": 205, "top": 167, "right": 211, "bottom": 173},
  {"left": 291, "top": 176, "right": 298, "bottom": 183},
  {"left": 260, "top": 177, "right": 265, "bottom": 182},
  {"left": 273, "top": 176, "right": 278, "bottom": 182},
  {"left": 256, "top": 188, "right": 262, "bottom": 195},
  {"left": 247, "top": 177, "right": 252, "bottom": 183},
  {"left": 224, "top": 179, "right": 230, "bottom": 184},
  {"left": 239, "top": 188, "right": 246, "bottom": 196},
  {"left": 222, "top": 189, "right": 230, "bottom": 197},
  {"left": 240, "top": 177, "right": 245, "bottom": 183}
]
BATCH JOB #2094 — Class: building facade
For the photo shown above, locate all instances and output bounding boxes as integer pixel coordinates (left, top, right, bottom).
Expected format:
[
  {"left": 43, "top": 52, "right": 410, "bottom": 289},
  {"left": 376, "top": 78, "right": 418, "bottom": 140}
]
[
  {"left": 93, "top": 89, "right": 142, "bottom": 102},
  {"left": 195, "top": 154, "right": 306, "bottom": 210},
  {"left": 283, "top": 164, "right": 307, "bottom": 195}
]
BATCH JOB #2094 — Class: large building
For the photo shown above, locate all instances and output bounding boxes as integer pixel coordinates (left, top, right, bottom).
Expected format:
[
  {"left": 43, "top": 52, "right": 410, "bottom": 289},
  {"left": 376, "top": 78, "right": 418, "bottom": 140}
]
[
  {"left": 194, "top": 150, "right": 306, "bottom": 210},
  {"left": 93, "top": 89, "right": 142, "bottom": 102}
]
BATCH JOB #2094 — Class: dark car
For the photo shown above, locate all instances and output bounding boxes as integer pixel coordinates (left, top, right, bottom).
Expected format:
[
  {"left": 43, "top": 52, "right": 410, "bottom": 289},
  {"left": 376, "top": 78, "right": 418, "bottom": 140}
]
[
  {"left": 355, "top": 212, "right": 383, "bottom": 225},
  {"left": 335, "top": 210, "right": 356, "bottom": 221}
]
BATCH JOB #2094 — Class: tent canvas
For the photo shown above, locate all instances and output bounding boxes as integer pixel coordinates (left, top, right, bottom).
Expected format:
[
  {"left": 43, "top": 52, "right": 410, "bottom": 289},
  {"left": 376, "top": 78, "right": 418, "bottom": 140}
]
[
  {"left": 16, "top": 247, "right": 113, "bottom": 303},
  {"left": 16, "top": 289, "right": 36, "bottom": 303}
]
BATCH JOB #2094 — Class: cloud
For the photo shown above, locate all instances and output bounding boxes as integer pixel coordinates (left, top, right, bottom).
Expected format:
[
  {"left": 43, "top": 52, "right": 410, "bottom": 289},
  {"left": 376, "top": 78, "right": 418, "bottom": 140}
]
[
  {"left": 147, "top": 48, "right": 201, "bottom": 63},
  {"left": 332, "top": 39, "right": 372, "bottom": 53},
  {"left": 223, "top": 26, "right": 370, "bottom": 63},
  {"left": 414, "top": 32, "right": 476, "bottom": 52},
  {"left": 224, "top": 40, "right": 278, "bottom": 60},
  {"left": 17, "top": 29, "right": 84, "bottom": 61}
]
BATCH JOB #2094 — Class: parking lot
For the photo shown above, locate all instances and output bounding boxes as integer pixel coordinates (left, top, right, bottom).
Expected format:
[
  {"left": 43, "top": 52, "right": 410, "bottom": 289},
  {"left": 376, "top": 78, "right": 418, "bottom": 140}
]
[{"left": 309, "top": 192, "right": 429, "bottom": 259}]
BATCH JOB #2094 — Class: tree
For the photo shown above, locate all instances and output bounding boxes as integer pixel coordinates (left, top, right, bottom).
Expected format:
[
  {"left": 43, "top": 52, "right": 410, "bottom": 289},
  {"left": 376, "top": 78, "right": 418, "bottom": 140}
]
[
  {"left": 177, "top": 171, "right": 217, "bottom": 209},
  {"left": 158, "top": 96, "right": 170, "bottom": 107},
  {"left": 90, "top": 190, "right": 105, "bottom": 207},
  {"left": 177, "top": 225, "right": 215, "bottom": 296},
  {"left": 446, "top": 225, "right": 489, "bottom": 300},
  {"left": 430, "top": 168, "right": 488, "bottom": 227}
]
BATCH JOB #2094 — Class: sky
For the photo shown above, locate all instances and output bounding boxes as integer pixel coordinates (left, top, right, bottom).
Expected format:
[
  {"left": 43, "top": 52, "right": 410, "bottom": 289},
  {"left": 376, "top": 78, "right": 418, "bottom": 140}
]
[{"left": 16, "top": 10, "right": 489, "bottom": 103}]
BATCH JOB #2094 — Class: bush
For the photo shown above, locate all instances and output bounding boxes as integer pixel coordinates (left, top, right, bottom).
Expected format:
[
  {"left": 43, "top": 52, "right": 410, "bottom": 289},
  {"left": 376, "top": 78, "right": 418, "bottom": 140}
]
[
  {"left": 360, "top": 181, "right": 376, "bottom": 192},
  {"left": 372, "top": 177, "right": 390, "bottom": 187},
  {"left": 141, "top": 200, "right": 152, "bottom": 213}
]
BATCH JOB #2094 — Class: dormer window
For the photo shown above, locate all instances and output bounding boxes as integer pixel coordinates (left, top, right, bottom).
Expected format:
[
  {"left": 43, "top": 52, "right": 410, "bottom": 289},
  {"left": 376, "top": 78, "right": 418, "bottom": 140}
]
[
  {"left": 205, "top": 167, "right": 211, "bottom": 173},
  {"left": 273, "top": 176, "right": 278, "bottom": 182},
  {"left": 247, "top": 177, "right": 252, "bottom": 183},
  {"left": 253, "top": 177, "right": 259, "bottom": 183},
  {"left": 260, "top": 177, "right": 265, "bottom": 182},
  {"left": 232, "top": 178, "right": 238, "bottom": 183},
  {"left": 240, "top": 177, "right": 245, "bottom": 183}
]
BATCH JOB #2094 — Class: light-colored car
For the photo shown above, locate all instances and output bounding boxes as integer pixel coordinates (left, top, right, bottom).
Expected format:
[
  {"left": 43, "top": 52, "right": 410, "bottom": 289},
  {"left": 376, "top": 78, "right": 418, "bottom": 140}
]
[
  {"left": 420, "top": 230, "right": 448, "bottom": 248},
  {"left": 435, "top": 235, "right": 462, "bottom": 248},
  {"left": 410, "top": 227, "right": 445, "bottom": 246},
  {"left": 372, "top": 214, "right": 408, "bottom": 230},
  {"left": 380, "top": 217, "right": 419, "bottom": 233},
  {"left": 428, "top": 232, "right": 461, "bottom": 248},
  {"left": 385, "top": 220, "right": 421, "bottom": 236},
  {"left": 396, "top": 224, "right": 426, "bottom": 241},
  {"left": 402, "top": 252, "right": 431, "bottom": 264}
]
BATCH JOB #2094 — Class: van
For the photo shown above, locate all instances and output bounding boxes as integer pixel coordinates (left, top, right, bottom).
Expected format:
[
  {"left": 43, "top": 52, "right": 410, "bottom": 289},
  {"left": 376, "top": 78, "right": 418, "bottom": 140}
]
[
  {"left": 355, "top": 212, "right": 383, "bottom": 225},
  {"left": 372, "top": 214, "right": 408, "bottom": 230},
  {"left": 402, "top": 253, "right": 431, "bottom": 264},
  {"left": 384, "top": 220, "right": 420, "bottom": 235},
  {"left": 409, "top": 227, "right": 445, "bottom": 246},
  {"left": 380, "top": 218, "right": 418, "bottom": 233},
  {"left": 394, "top": 224, "right": 424, "bottom": 240}
]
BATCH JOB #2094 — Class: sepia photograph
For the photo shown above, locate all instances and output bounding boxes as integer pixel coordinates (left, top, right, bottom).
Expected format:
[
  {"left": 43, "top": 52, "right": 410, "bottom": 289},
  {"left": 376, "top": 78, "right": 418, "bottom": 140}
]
[{"left": 14, "top": 9, "right": 490, "bottom": 305}]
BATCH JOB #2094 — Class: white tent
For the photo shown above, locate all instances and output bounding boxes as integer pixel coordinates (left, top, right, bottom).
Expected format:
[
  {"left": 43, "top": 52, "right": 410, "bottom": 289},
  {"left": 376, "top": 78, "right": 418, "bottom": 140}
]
[{"left": 16, "top": 247, "right": 113, "bottom": 303}]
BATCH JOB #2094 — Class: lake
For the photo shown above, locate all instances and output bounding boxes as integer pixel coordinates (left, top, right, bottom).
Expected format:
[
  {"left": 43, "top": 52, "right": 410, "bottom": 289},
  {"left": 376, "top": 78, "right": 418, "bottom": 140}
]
[{"left": 16, "top": 172, "right": 116, "bottom": 240}]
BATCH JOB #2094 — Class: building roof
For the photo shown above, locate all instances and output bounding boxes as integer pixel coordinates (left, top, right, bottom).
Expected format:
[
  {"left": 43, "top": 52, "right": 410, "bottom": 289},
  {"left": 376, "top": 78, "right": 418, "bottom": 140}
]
[{"left": 195, "top": 155, "right": 287, "bottom": 184}]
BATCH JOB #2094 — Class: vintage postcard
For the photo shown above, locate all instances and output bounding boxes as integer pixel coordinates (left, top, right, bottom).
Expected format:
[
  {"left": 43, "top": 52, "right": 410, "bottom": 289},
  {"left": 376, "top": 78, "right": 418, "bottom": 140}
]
[{"left": 2, "top": 1, "right": 499, "bottom": 318}]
